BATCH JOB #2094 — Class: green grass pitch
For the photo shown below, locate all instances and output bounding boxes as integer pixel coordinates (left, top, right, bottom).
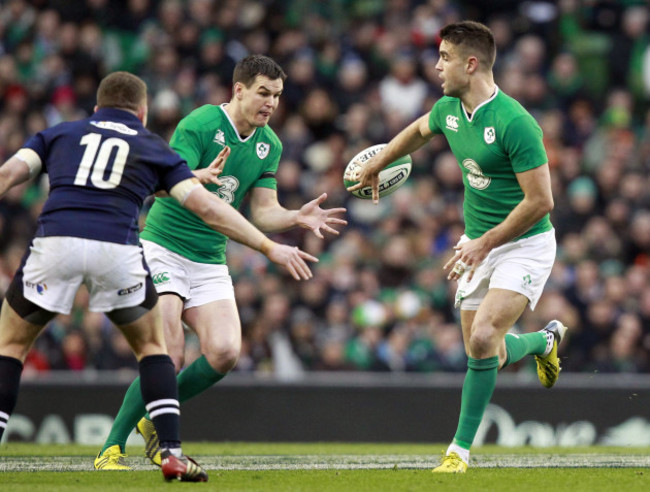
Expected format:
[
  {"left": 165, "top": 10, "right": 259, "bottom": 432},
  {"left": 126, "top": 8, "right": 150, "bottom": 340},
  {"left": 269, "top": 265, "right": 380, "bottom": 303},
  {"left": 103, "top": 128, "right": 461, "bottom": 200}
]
[{"left": 1, "top": 442, "right": 649, "bottom": 491}]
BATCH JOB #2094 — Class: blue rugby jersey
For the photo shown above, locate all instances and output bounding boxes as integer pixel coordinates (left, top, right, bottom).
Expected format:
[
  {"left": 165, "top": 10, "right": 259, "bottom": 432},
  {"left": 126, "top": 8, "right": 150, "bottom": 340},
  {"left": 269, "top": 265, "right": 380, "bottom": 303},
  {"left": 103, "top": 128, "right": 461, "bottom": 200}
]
[{"left": 23, "top": 108, "right": 194, "bottom": 245}]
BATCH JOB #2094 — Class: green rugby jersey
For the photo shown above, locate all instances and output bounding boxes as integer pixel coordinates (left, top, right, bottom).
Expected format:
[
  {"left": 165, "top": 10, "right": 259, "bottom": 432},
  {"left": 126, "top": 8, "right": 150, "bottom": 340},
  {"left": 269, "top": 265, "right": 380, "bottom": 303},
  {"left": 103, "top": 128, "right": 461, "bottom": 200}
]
[
  {"left": 428, "top": 87, "right": 552, "bottom": 240},
  {"left": 141, "top": 104, "right": 281, "bottom": 264}
]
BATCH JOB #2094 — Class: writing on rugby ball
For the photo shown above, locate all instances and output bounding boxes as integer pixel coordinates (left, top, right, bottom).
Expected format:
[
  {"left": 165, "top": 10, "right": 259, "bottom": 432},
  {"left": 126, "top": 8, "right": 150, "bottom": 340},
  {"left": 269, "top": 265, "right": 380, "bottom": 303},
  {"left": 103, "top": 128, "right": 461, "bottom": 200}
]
[{"left": 343, "top": 144, "right": 412, "bottom": 199}]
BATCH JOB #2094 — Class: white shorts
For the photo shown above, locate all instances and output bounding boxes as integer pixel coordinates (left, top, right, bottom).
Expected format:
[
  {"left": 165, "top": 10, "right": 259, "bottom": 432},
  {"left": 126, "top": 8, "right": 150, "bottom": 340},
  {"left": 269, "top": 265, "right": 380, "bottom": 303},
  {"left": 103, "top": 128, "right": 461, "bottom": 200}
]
[
  {"left": 454, "top": 229, "right": 556, "bottom": 311},
  {"left": 142, "top": 240, "right": 234, "bottom": 309},
  {"left": 21, "top": 236, "right": 150, "bottom": 314}
]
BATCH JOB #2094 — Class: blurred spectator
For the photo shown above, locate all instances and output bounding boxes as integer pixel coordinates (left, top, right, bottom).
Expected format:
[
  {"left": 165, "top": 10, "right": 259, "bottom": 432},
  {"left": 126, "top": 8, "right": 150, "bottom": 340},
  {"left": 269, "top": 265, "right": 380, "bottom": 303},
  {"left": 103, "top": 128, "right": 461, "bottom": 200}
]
[
  {"left": 43, "top": 85, "right": 86, "bottom": 126},
  {"left": 553, "top": 176, "right": 599, "bottom": 238},
  {"left": 148, "top": 88, "right": 181, "bottom": 140},
  {"left": 335, "top": 57, "right": 369, "bottom": 113},
  {"left": 1, "top": 0, "right": 649, "bottom": 376},
  {"left": 609, "top": 5, "right": 649, "bottom": 107},
  {"left": 379, "top": 51, "right": 427, "bottom": 123},
  {"left": 53, "top": 331, "right": 88, "bottom": 371},
  {"left": 196, "top": 28, "right": 236, "bottom": 82},
  {"left": 547, "top": 51, "right": 585, "bottom": 110}
]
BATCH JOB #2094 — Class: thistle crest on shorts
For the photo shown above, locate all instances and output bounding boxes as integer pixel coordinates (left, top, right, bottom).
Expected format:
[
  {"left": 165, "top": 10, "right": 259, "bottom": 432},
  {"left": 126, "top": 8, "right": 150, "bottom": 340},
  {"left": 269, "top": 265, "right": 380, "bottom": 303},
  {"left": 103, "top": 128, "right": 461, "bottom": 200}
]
[{"left": 256, "top": 142, "right": 270, "bottom": 159}]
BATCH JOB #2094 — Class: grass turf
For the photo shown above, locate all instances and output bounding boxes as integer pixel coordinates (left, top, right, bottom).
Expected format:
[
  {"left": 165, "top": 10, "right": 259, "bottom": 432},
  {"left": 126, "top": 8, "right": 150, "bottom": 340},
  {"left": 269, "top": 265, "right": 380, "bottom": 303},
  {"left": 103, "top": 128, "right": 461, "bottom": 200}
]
[{"left": 1, "top": 443, "right": 649, "bottom": 491}]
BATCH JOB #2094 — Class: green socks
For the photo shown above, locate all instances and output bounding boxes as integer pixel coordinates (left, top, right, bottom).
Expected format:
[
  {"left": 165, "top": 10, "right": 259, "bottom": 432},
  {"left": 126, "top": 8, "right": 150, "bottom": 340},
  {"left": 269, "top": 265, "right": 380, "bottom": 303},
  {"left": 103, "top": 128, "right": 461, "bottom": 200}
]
[
  {"left": 502, "top": 332, "right": 547, "bottom": 368},
  {"left": 101, "top": 378, "right": 145, "bottom": 453},
  {"left": 452, "top": 356, "right": 499, "bottom": 450},
  {"left": 101, "top": 355, "right": 226, "bottom": 454},
  {"left": 449, "top": 333, "right": 548, "bottom": 452},
  {"left": 176, "top": 355, "right": 226, "bottom": 402}
]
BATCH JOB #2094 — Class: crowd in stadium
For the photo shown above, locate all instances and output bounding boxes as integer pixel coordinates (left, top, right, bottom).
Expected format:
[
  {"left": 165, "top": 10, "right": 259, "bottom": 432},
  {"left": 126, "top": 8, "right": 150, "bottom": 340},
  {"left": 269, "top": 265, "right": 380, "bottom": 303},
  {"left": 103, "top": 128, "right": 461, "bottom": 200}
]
[{"left": 0, "top": 0, "right": 649, "bottom": 377}]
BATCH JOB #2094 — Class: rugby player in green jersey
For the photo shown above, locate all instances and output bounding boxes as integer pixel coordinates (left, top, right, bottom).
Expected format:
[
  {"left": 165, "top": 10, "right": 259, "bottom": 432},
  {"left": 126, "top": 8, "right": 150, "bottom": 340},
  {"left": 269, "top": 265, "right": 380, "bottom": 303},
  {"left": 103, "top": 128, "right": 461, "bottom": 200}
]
[
  {"left": 95, "top": 55, "right": 346, "bottom": 469},
  {"left": 349, "top": 21, "right": 567, "bottom": 473}
]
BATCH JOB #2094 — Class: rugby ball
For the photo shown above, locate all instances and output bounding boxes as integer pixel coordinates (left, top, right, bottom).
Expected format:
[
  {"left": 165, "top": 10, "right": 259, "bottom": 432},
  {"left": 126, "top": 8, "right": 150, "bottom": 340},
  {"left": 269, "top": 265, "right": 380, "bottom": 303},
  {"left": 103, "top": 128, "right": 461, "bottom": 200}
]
[{"left": 343, "top": 144, "right": 412, "bottom": 199}]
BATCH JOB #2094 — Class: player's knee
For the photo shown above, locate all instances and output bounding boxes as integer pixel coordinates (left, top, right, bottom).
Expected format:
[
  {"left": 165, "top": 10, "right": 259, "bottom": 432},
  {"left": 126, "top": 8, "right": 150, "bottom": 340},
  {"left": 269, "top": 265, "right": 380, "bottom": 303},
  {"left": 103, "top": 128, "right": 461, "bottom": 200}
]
[
  {"left": 203, "top": 344, "right": 240, "bottom": 373},
  {"left": 168, "top": 350, "right": 185, "bottom": 372},
  {"left": 0, "top": 342, "right": 30, "bottom": 362},
  {"left": 468, "top": 327, "right": 496, "bottom": 358}
]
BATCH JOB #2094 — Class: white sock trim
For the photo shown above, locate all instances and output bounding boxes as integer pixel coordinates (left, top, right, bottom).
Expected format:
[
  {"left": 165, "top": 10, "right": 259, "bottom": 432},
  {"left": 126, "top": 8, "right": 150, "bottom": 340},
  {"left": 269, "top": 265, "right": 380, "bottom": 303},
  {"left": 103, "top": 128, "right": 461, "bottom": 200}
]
[
  {"left": 146, "top": 398, "right": 180, "bottom": 412},
  {"left": 447, "top": 443, "right": 470, "bottom": 464},
  {"left": 150, "top": 407, "right": 181, "bottom": 419},
  {"left": 542, "top": 331, "right": 554, "bottom": 357},
  {"left": 162, "top": 447, "right": 183, "bottom": 458}
]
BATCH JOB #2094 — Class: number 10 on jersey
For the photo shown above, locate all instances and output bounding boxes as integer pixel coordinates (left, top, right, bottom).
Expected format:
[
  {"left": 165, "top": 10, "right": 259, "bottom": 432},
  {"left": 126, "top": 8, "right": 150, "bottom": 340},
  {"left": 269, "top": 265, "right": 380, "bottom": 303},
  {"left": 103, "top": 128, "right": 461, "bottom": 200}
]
[{"left": 75, "top": 133, "right": 130, "bottom": 189}]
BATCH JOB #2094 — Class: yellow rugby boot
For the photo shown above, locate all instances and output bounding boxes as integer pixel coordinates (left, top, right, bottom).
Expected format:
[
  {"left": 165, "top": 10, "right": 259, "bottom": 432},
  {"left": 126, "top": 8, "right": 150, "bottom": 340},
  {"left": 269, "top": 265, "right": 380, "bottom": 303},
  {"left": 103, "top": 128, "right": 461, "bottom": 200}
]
[
  {"left": 136, "top": 417, "right": 162, "bottom": 467},
  {"left": 432, "top": 452, "right": 468, "bottom": 473},
  {"left": 535, "top": 320, "right": 568, "bottom": 389},
  {"left": 94, "top": 445, "right": 130, "bottom": 470}
]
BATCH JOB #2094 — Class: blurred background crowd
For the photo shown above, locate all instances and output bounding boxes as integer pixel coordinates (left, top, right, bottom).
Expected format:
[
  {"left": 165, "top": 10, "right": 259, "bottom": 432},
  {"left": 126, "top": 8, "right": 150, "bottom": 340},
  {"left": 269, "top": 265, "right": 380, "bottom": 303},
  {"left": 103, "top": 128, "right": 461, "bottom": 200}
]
[{"left": 1, "top": 0, "right": 650, "bottom": 378}]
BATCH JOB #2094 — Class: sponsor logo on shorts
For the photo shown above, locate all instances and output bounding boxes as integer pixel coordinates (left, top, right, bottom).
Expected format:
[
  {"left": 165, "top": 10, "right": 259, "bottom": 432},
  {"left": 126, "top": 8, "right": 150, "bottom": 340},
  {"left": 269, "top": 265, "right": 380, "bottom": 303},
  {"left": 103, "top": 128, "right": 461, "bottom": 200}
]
[
  {"left": 523, "top": 274, "right": 532, "bottom": 285},
  {"left": 455, "top": 289, "right": 465, "bottom": 304},
  {"left": 152, "top": 272, "right": 170, "bottom": 285},
  {"left": 25, "top": 280, "right": 48, "bottom": 295},
  {"left": 117, "top": 282, "right": 143, "bottom": 296}
]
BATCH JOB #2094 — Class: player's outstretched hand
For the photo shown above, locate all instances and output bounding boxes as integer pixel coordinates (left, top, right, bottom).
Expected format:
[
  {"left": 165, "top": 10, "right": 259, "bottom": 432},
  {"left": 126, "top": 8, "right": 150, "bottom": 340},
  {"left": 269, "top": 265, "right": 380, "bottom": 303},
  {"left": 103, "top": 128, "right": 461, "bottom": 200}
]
[
  {"left": 266, "top": 243, "right": 319, "bottom": 280},
  {"left": 346, "top": 159, "right": 381, "bottom": 204},
  {"left": 296, "top": 193, "right": 347, "bottom": 239},
  {"left": 194, "top": 146, "right": 230, "bottom": 186}
]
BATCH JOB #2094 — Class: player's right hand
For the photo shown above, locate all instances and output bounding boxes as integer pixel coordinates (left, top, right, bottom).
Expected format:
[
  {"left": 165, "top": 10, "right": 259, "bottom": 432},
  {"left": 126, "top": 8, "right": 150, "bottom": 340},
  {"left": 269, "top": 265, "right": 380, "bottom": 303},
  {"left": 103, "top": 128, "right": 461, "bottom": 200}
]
[
  {"left": 346, "top": 158, "right": 381, "bottom": 204},
  {"left": 266, "top": 243, "right": 318, "bottom": 280}
]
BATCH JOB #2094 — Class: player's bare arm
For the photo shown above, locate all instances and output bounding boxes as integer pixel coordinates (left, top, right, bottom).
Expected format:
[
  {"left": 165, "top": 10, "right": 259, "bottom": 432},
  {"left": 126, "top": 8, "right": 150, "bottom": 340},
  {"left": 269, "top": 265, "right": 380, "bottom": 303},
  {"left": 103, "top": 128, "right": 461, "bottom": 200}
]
[
  {"left": 193, "top": 146, "right": 231, "bottom": 186},
  {"left": 445, "top": 163, "right": 553, "bottom": 281},
  {"left": 347, "top": 114, "right": 434, "bottom": 203},
  {"left": 175, "top": 180, "right": 317, "bottom": 280},
  {"left": 0, "top": 150, "right": 40, "bottom": 197},
  {"left": 249, "top": 187, "right": 347, "bottom": 238}
]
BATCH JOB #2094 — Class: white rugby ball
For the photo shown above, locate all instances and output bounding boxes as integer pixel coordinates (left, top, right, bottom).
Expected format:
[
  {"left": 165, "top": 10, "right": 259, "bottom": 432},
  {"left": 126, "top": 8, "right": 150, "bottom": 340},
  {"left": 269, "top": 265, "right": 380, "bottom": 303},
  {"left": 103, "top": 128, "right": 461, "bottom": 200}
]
[{"left": 343, "top": 144, "right": 412, "bottom": 199}]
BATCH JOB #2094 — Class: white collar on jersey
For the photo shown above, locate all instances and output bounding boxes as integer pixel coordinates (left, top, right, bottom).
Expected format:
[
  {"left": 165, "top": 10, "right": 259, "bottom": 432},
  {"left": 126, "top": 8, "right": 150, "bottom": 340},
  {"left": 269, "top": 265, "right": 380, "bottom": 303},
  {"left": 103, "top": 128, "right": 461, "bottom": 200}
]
[
  {"left": 219, "top": 103, "right": 257, "bottom": 142},
  {"left": 461, "top": 85, "right": 499, "bottom": 123}
]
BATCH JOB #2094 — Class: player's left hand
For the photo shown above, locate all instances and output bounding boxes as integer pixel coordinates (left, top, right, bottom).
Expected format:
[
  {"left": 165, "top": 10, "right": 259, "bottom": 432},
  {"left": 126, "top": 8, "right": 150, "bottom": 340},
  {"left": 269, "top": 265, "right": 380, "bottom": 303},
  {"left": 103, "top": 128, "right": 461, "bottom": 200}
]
[
  {"left": 443, "top": 237, "right": 490, "bottom": 282},
  {"left": 195, "top": 146, "right": 230, "bottom": 186},
  {"left": 265, "top": 242, "right": 319, "bottom": 281},
  {"left": 296, "top": 193, "right": 347, "bottom": 239}
]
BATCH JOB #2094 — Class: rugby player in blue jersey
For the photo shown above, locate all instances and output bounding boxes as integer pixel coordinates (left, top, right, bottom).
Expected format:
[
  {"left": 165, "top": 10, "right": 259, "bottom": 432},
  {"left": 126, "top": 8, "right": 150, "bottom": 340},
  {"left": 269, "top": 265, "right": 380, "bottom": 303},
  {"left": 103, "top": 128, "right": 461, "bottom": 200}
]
[{"left": 0, "top": 72, "right": 316, "bottom": 481}]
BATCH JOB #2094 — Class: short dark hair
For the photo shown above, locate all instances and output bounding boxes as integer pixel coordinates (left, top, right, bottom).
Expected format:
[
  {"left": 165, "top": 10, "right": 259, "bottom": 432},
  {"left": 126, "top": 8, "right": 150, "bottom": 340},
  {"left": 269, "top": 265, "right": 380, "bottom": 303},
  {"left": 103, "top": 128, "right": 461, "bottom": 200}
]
[
  {"left": 440, "top": 21, "right": 496, "bottom": 70},
  {"left": 233, "top": 55, "right": 287, "bottom": 87},
  {"left": 96, "top": 71, "right": 147, "bottom": 111}
]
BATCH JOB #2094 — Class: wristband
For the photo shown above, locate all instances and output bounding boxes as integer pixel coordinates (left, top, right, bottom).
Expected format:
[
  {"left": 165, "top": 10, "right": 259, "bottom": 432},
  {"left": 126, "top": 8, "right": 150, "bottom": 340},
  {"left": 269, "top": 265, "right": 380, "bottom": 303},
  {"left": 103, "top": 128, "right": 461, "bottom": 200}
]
[{"left": 260, "top": 238, "right": 274, "bottom": 256}]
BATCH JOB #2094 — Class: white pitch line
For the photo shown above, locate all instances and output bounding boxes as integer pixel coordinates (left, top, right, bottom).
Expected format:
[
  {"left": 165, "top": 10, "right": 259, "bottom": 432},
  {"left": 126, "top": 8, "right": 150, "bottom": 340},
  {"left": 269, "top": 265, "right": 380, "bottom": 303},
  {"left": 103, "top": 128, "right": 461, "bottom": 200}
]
[{"left": 1, "top": 454, "right": 649, "bottom": 472}]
